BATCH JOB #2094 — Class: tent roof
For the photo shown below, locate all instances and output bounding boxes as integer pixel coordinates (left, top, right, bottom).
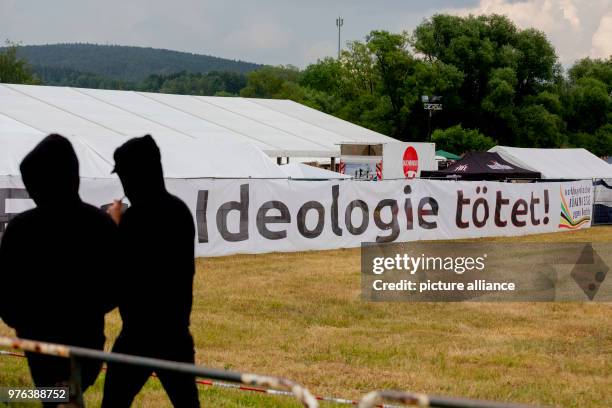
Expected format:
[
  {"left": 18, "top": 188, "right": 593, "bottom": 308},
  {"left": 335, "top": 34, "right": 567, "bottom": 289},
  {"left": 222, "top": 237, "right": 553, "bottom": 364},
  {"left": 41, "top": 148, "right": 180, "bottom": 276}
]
[
  {"left": 435, "top": 149, "right": 461, "bottom": 160},
  {"left": 490, "top": 146, "right": 612, "bottom": 179},
  {"left": 280, "top": 162, "right": 352, "bottom": 179},
  {"left": 421, "top": 151, "right": 541, "bottom": 180},
  {"left": 0, "top": 85, "right": 286, "bottom": 179},
  {"left": 0, "top": 84, "right": 396, "bottom": 160}
]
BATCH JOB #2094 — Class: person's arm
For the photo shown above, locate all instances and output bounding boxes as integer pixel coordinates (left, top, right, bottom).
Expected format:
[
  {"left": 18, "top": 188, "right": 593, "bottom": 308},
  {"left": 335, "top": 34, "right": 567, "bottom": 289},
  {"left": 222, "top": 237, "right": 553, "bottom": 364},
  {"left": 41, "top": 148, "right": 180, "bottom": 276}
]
[
  {"left": 0, "top": 221, "right": 22, "bottom": 328},
  {"left": 106, "top": 199, "right": 123, "bottom": 225}
]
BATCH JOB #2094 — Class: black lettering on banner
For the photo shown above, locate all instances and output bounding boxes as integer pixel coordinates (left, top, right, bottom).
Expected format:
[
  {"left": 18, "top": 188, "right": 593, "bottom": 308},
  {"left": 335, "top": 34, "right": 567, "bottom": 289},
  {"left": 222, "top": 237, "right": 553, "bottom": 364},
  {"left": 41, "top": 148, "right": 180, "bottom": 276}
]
[
  {"left": 456, "top": 190, "right": 470, "bottom": 228},
  {"left": 471, "top": 186, "right": 489, "bottom": 228},
  {"left": 331, "top": 184, "right": 343, "bottom": 236},
  {"left": 194, "top": 181, "right": 556, "bottom": 248},
  {"left": 511, "top": 199, "right": 528, "bottom": 227},
  {"left": 530, "top": 192, "right": 541, "bottom": 225},
  {"left": 297, "top": 201, "right": 325, "bottom": 238},
  {"left": 196, "top": 190, "right": 209, "bottom": 243},
  {"left": 374, "top": 199, "right": 399, "bottom": 243},
  {"left": 216, "top": 183, "right": 249, "bottom": 242},
  {"left": 257, "top": 200, "right": 291, "bottom": 240},
  {"left": 495, "top": 191, "right": 509, "bottom": 227},
  {"left": 472, "top": 197, "right": 489, "bottom": 228},
  {"left": 404, "top": 185, "right": 414, "bottom": 230},
  {"left": 345, "top": 199, "right": 369, "bottom": 235},
  {"left": 418, "top": 197, "right": 438, "bottom": 229}
]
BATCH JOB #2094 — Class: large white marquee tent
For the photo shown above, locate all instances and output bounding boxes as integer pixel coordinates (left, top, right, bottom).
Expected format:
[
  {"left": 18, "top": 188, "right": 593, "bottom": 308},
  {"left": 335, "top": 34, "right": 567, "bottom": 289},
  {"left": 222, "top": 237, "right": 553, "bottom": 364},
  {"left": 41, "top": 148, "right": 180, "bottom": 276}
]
[
  {"left": 490, "top": 146, "right": 612, "bottom": 179},
  {"left": 0, "top": 84, "right": 396, "bottom": 179}
]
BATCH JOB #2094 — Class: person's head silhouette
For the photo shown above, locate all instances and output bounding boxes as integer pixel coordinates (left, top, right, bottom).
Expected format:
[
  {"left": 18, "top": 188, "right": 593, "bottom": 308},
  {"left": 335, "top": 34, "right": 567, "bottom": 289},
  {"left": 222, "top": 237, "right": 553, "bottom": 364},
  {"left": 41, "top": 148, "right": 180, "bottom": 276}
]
[
  {"left": 112, "top": 135, "right": 165, "bottom": 206},
  {"left": 20, "top": 133, "right": 80, "bottom": 209}
]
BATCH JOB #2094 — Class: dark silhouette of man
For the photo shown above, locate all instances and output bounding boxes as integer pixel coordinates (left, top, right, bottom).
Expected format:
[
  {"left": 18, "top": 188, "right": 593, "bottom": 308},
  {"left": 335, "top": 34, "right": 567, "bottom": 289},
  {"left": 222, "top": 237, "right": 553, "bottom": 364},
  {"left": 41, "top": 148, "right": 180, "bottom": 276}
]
[
  {"left": 0, "top": 134, "right": 118, "bottom": 406},
  {"left": 102, "top": 135, "right": 199, "bottom": 408}
]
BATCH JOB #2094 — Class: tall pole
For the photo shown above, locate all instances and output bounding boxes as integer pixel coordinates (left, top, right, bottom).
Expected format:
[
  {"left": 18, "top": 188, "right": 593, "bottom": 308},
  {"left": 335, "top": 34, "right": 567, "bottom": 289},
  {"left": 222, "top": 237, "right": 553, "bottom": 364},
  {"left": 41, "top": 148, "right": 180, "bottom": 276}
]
[
  {"left": 427, "top": 110, "right": 432, "bottom": 141},
  {"left": 336, "top": 17, "right": 343, "bottom": 59}
]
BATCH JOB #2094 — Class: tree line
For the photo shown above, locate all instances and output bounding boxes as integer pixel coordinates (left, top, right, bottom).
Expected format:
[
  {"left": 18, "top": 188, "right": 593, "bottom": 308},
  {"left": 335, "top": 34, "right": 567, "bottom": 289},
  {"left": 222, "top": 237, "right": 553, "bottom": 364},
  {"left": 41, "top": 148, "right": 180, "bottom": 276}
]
[
  {"left": 2, "top": 14, "right": 611, "bottom": 155},
  {"left": 11, "top": 43, "right": 261, "bottom": 82}
]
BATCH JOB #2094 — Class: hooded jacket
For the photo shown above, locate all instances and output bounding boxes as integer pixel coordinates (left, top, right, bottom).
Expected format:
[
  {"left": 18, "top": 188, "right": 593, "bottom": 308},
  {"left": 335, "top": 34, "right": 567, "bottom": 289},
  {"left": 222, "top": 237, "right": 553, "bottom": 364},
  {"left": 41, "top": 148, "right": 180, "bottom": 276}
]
[
  {"left": 0, "top": 134, "right": 118, "bottom": 348},
  {"left": 112, "top": 135, "right": 195, "bottom": 343}
]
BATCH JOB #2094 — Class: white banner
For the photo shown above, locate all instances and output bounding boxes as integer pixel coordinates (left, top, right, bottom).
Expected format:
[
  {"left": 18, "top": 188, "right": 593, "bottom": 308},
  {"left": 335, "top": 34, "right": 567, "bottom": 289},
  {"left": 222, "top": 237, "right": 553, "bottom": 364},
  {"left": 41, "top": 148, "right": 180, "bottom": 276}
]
[{"left": 0, "top": 177, "right": 592, "bottom": 257}]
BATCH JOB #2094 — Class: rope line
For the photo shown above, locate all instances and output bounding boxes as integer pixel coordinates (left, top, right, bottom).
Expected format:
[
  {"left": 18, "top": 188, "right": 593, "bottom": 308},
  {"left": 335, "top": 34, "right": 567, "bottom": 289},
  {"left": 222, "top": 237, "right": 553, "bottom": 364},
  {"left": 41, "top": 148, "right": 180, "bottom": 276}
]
[{"left": 1, "top": 350, "right": 399, "bottom": 407}]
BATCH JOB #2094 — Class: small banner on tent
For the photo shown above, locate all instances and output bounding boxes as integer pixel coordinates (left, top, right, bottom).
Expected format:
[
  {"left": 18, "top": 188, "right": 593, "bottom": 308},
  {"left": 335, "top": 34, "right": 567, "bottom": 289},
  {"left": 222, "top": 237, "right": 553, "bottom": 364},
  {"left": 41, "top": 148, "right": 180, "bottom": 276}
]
[{"left": 0, "top": 178, "right": 592, "bottom": 257}]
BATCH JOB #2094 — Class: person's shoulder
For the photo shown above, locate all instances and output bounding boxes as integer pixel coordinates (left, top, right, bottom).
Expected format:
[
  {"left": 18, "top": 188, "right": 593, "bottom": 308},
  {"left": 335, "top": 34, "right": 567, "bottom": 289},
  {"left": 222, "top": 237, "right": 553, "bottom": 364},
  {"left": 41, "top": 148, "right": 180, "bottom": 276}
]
[
  {"left": 165, "top": 193, "right": 191, "bottom": 214},
  {"left": 0, "top": 209, "right": 40, "bottom": 243},
  {"left": 165, "top": 193, "right": 194, "bottom": 226},
  {"left": 5, "top": 208, "right": 39, "bottom": 228}
]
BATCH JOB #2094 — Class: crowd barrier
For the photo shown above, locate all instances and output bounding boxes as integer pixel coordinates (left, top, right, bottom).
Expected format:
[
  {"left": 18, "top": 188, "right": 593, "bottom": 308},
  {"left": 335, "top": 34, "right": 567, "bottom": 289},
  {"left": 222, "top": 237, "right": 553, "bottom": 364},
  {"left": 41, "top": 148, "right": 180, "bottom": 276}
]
[{"left": 1, "top": 336, "right": 539, "bottom": 408}]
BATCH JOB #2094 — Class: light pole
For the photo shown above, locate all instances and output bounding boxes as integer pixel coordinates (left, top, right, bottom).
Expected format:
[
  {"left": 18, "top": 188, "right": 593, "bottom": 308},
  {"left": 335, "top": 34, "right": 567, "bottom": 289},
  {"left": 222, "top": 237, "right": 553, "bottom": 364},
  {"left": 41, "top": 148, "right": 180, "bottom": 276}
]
[
  {"left": 422, "top": 95, "right": 443, "bottom": 141},
  {"left": 336, "top": 17, "right": 344, "bottom": 59}
]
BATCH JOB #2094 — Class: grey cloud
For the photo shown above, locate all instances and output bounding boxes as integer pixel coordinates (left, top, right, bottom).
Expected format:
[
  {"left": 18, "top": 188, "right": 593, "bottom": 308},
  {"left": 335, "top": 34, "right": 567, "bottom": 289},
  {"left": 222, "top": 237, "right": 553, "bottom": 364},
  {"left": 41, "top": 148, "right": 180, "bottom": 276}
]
[{"left": 0, "top": 0, "right": 606, "bottom": 68}]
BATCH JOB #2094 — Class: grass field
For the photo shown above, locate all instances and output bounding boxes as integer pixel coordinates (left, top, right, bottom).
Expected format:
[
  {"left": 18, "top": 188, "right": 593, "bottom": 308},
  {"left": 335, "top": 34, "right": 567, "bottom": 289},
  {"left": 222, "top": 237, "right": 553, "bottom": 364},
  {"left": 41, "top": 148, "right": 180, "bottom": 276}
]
[{"left": 1, "top": 227, "right": 612, "bottom": 407}]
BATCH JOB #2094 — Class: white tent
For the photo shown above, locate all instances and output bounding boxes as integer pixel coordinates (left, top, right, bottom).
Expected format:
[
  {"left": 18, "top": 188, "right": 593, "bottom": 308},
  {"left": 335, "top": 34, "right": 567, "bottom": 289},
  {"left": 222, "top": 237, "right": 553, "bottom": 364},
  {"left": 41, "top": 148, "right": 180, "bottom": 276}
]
[
  {"left": 0, "top": 84, "right": 396, "bottom": 164},
  {"left": 0, "top": 84, "right": 293, "bottom": 179},
  {"left": 489, "top": 146, "right": 612, "bottom": 179},
  {"left": 280, "top": 162, "right": 352, "bottom": 179}
]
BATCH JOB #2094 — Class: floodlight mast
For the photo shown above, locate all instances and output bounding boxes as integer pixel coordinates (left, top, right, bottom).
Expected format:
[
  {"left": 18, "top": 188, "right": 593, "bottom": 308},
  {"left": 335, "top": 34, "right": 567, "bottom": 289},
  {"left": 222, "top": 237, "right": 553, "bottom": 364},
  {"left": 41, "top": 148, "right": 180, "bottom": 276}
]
[
  {"left": 336, "top": 17, "right": 344, "bottom": 59},
  {"left": 423, "top": 95, "right": 443, "bottom": 141}
]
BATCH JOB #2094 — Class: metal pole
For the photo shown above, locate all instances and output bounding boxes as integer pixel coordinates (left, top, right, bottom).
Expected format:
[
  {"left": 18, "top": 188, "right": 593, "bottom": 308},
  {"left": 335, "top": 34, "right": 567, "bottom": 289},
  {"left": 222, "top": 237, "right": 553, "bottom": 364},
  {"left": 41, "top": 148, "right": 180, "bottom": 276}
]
[
  {"left": 359, "top": 390, "right": 538, "bottom": 408},
  {"left": 336, "top": 17, "right": 343, "bottom": 59},
  {"left": 0, "top": 336, "right": 319, "bottom": 408},
  {"left": 427, "top": 110, "right": 432, "bottom": 141}
]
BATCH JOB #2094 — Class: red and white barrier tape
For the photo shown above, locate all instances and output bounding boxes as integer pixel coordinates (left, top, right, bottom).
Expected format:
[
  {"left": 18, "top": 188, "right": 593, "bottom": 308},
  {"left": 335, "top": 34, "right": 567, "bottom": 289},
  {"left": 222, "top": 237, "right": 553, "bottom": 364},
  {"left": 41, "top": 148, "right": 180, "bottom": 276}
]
[{"left": 1, "top": 351, "right": 401, "bottom": 407}]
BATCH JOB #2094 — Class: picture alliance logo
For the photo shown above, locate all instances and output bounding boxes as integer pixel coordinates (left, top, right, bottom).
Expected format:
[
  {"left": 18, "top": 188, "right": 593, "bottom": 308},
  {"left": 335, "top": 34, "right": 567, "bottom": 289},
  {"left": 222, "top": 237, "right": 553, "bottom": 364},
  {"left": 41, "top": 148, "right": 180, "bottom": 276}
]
[{"left": 403, "top": 146, "right": 419, "bottom": 179}]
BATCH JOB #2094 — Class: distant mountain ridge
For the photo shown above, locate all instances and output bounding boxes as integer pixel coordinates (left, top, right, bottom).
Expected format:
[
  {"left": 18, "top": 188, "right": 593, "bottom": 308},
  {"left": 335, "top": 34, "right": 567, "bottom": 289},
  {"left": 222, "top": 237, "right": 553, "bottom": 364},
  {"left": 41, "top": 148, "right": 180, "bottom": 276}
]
[{"left": 12, "top": 43, "right": 262, "bottom": 82}]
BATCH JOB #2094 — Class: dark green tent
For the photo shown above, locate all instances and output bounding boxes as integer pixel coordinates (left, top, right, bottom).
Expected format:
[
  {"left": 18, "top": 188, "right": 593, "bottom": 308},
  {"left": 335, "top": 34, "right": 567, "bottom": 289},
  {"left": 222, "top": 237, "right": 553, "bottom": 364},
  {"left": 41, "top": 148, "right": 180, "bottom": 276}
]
[{"left": 436, "top": 149, "right": 461, "bottom": 160}]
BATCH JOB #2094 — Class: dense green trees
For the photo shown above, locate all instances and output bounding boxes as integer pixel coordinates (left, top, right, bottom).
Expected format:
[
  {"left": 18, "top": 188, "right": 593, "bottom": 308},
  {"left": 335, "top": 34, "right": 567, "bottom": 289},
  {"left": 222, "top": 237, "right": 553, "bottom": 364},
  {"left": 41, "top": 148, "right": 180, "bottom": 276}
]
[
  {"left": 1, "top": 14, "right": 610, "bottom": 155},
  {"left": 0, "top": 43, "right": 39, "bottom": 85},
  {"left": 240, "top": 14, "right": 610, "bottom": 155},
  {"left": 10, "top": 44, "right": 260, "bottom": 82},
  {"left": 140, "top": 71, "right": 247, "bottom": 96},
  {"left": 240, "top": 65, "right": 302, "bottom": 98},
  {"left": 432, "top": 125, "right": 496, "bottom": 153}
]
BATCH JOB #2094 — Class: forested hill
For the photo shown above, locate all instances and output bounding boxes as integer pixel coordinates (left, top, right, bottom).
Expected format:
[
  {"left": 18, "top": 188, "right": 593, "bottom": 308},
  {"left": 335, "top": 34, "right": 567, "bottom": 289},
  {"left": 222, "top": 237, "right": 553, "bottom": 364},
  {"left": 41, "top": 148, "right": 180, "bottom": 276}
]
[{"left": 12, "top": 44, "right": 262, "bottom": 82}]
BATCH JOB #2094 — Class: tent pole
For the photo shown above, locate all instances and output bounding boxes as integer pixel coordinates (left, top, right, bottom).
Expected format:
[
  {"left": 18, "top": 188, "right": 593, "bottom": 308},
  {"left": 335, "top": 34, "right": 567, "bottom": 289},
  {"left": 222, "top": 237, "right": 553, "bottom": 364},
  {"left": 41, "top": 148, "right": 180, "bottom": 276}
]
[{"left": 331, "top": 157, "right": 336, "bottom": 171}]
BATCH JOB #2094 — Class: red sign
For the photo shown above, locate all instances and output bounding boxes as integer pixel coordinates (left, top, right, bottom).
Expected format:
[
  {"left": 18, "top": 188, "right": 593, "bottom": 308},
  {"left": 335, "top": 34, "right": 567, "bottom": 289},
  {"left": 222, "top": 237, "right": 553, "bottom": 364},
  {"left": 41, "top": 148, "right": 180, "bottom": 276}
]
[{"left": 402, "top": 146, "right": 419, "bottom": 178}]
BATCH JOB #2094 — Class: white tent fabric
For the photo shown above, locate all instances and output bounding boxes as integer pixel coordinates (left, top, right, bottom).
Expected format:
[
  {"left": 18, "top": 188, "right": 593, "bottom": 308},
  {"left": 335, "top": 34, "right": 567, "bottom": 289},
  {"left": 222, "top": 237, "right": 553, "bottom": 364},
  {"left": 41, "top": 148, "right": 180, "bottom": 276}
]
[
  {"left": 0, "top": 113, "right": 114, "bottom": 178},
  {"left": 280, "top": 162, "right": 352, "bottom": 179},
  {"left": 0, "top": 84, "right": 360, "bottom": 179},
  {"left": 0, "top": 84, "right": 396, "bottom": 161},
  {"left": 489, "top": 146, "right": 612, "bottom": 179}
]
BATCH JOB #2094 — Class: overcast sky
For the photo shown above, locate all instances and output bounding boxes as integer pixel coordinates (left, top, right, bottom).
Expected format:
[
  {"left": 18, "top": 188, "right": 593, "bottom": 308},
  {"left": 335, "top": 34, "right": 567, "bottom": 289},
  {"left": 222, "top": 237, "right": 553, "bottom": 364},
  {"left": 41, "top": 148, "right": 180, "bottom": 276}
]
[{"left": 1, "top": 0, "right": 610, "bottom": 68}]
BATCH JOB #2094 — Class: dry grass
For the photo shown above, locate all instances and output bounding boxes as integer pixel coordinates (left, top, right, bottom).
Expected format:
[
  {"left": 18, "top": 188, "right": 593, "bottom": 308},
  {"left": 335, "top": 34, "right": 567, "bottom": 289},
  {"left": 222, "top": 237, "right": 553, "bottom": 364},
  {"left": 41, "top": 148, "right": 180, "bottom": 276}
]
[{"left": 2, "top": 227, "right": 612, "bottom": 407}]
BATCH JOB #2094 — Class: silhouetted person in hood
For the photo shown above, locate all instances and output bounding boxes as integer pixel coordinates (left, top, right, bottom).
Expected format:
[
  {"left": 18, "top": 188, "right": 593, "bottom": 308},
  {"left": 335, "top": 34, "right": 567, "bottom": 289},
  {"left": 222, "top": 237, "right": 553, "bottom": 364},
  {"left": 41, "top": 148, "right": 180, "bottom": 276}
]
[
  {"left": 102, "top": 135, "right": 199, "bottom": 408},
  {"left": 0, "top": 134, "right": 118, "bottom": 406}
]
